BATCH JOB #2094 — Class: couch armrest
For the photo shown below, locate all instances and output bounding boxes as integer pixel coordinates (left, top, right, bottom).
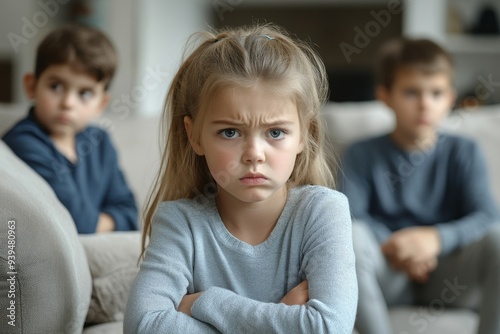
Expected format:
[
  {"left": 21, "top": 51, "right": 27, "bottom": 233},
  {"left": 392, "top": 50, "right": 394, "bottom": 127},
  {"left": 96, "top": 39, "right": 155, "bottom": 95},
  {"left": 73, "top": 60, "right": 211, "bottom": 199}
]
[{"left": 0, "top": 141, "right": 92, "bottom": 334}]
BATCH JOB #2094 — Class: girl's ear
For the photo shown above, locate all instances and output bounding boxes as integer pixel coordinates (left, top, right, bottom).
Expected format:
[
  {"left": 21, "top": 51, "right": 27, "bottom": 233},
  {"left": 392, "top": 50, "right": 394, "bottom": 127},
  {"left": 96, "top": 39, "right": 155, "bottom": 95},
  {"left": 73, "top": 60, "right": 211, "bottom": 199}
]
[
  {"left": 184, "top": 116, "right": 204, "bottom": 155},
  {"left": 23, "top": 73, "right": 37, "bottom": 100}
]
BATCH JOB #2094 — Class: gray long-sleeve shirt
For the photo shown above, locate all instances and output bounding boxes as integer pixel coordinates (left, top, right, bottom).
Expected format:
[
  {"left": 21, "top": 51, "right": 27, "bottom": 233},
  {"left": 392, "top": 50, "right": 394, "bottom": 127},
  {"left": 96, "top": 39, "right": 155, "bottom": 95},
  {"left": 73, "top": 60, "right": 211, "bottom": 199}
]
[
  {"left": 124, "top": 185, "right": 357, "bottom": 333},
  {"left": 340, "top": 133, "right": 499, "bottom": 255}
]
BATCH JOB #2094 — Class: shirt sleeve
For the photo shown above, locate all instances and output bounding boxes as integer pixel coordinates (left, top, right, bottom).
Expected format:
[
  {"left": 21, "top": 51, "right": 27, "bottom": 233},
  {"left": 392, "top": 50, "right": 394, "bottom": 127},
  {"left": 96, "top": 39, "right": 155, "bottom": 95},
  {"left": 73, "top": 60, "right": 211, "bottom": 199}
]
[
  {"left": 190, "top": 191, "right": 357, "bottom": 334},
  {"left": 123, "top": 204, "right": 220, "bottom": 334},
  {"left": 99, "top": 131, "right": 138, "bottom": 231},
  {"left": 340, "top": 145, "right": 392, "bottom": 243},
  {"left": 3, "top": 131, "right": 100, "bottom": 233},
  {"left": 435, "top": 140, "right": 500, "bottom": 254}
]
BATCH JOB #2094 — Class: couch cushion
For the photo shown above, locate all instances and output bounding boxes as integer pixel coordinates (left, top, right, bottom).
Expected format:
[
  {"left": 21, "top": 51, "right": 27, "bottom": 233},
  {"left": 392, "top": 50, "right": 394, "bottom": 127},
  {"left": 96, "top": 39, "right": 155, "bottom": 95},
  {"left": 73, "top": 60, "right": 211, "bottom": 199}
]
[
  {"left": 441, "top": 105, "right": 500, "bottom": 205},
  {"left": 389, "top": 306, "right": 478, "bottom": 333},
  {"left": 321, "top": 101, "right": 395, "bottom": 157},
  {"left": 0, "top": 140, "right": 92, "bottom": 334},
  {"left": 83, "top": 321, "right": 124, "bottom": 334},
  {"left": 80, "top": 231, "right": 141, "bottom": 325}
]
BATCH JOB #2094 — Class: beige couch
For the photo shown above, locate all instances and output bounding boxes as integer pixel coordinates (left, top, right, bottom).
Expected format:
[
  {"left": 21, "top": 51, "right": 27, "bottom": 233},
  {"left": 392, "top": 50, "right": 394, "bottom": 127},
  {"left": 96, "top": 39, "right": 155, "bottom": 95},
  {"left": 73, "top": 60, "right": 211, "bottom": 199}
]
[
  {"left": 1, "top": 101, "right": 499, "bottom": 333},
  {"left": 0, "top": 105, "right": 142, "bottom": 334}
]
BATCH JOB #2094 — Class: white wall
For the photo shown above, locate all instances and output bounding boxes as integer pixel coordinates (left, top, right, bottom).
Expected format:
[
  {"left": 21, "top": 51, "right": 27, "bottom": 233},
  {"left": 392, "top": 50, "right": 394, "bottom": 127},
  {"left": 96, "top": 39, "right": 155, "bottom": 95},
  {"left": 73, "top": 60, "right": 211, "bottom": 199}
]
[
  {"left": 1, "top": 0, "right": 64, "bottom": 102},
  {"left": 402, "top": 0, "right": 447, "bottom": 41},
  {"left": 100, "top": 0, "right": 138, "bottom": 118},
  {"left": 402, "top": 0, "right": 500, "bottom": 104},
  {"left": 134, "top": 0, "right": 211, "bottom": 116}
]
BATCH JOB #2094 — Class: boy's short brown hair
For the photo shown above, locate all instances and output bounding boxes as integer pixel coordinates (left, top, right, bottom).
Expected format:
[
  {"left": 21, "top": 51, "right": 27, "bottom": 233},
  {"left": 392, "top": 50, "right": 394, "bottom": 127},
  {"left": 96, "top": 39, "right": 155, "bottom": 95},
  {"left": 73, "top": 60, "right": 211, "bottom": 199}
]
[
  {"left": 375, "top": 38, "right": 454, "bottom": 89},
  {"left": 35, "top": 24, "right": 117, "bottom": 90}
]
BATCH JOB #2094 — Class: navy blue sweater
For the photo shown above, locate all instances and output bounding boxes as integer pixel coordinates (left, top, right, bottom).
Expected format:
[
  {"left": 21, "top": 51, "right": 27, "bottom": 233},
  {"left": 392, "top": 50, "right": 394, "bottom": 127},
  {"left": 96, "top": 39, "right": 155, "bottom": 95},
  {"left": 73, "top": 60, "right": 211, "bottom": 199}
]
[
  {"left": 341, "top": 133, "right": 499, "bottom": 255},
  {"left": 2, "top": 108, "right": 138, "bottom": 233}
]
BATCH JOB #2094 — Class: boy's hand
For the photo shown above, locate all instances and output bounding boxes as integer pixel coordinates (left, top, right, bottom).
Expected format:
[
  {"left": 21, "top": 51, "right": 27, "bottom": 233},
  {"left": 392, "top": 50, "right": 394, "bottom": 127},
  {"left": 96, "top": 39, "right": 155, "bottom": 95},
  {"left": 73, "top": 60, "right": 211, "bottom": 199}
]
[
  {"left": 382, "top": 226, "right": 441, "bottom": 271},
  {"left": 178, "top": 292, "right": 203, "bottom": 316},
  {"left": 281, "top": 280, "right": 309, "bottom": 306},
  {"left": 404, "top": 257, "right": 438, "bottom": 283},
  {"left": 96, "top": 213, "right": 115, "bottom": 233}
]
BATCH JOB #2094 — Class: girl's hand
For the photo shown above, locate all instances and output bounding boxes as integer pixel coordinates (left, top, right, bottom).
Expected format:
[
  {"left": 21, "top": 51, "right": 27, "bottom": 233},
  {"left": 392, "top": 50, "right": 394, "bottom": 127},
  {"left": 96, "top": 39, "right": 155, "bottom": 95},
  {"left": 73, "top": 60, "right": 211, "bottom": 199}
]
[
  {"left": 178, "top": 292, "right": 203, "bottom": 316},
  {"left": 280, "top": 280, "right": 309, "bottom": 306}
]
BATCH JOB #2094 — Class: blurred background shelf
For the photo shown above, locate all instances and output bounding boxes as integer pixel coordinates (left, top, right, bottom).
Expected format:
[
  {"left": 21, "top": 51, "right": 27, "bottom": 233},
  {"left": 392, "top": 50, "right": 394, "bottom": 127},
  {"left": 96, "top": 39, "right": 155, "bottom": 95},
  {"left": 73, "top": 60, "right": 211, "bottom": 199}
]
[{"left": 445, "top": 35, "right": 500, "bottom": 54}]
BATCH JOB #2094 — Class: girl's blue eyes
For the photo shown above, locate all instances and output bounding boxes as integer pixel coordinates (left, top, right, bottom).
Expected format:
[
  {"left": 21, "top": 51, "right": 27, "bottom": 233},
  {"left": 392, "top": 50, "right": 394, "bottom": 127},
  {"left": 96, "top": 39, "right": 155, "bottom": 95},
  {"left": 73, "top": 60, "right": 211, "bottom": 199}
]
[
  {"left": 218, "top": 129, "right": 286, "bottom": 139},
  {"left": 220, "top": 129, "right": 238, "bottom": 138},
  {"left": 269, "top": 129, "right": 285, "bottom": 139}
]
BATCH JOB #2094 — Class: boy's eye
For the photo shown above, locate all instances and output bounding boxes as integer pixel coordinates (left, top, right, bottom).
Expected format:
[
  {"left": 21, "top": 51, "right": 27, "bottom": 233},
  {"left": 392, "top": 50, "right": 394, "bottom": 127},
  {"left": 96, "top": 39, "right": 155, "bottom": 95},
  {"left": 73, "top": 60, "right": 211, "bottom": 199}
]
[
  {"left": 268, "top": 129, "right": 285, "bottom": 139},
  {"left": 403, "top": 89, "right": 418, "bottom": 97},
  {"left": 218, "top": 129, "right": 240, "bottom": 139},
  {"left": 50, "top": 82, "right": 64, "bottom": 92},
  {"left": 432, "top": 90, "right": 443, "bottom": 98},
  {"left": 80, "top": 90, "right": 94, "bottom": 101}
]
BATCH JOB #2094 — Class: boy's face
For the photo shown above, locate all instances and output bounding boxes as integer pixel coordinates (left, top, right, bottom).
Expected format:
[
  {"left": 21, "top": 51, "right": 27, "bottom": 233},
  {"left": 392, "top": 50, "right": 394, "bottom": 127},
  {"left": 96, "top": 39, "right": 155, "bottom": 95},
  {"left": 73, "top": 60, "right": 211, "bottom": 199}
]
[
  {"left": 378, "top": 69, "right": 455, "bottom": 142},
  {"left": 24, "top": 64, "right": 109, "bottom": 138}
]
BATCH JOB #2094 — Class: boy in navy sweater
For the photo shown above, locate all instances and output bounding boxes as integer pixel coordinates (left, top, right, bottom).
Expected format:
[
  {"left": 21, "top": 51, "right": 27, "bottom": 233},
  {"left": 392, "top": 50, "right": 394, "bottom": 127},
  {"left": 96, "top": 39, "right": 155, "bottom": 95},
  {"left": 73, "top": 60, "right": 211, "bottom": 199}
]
[
  {"left": 341, "top": 38, "right": 500, "bottom": 334},
  {"left": 3, "top": 25, "right": 138, "bottom": 234}
]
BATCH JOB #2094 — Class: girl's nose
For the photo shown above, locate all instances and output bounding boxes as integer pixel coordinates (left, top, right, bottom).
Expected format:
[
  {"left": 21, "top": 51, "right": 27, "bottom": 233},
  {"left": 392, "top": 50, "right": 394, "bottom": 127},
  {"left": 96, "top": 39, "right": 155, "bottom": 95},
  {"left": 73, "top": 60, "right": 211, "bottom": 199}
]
[{"left": 242, "top": 138, "right": 265, "bottom": 164}]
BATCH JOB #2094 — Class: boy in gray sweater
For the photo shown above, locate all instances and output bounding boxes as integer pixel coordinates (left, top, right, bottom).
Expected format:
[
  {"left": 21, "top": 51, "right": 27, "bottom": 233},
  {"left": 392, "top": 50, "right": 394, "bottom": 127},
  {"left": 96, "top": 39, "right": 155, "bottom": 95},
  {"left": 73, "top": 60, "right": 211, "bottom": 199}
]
[{"left": 341, "top": 38, "right": 500, "bottom": 334}]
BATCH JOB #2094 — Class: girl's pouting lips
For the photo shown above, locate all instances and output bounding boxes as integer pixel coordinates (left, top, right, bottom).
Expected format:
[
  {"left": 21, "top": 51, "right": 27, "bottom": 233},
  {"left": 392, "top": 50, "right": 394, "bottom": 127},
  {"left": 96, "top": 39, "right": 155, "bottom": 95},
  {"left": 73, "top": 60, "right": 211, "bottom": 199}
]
[{"left": 240, "top": 173, "right": 268, "bottom": 185}]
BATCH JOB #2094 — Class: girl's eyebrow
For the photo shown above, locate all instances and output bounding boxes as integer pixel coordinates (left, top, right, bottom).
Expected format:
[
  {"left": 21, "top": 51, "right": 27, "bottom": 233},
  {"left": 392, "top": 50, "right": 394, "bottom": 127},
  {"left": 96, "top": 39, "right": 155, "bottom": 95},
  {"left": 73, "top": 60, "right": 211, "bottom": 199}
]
[{"left": 211, "top": 120, "right": 295, "bottom": 127}]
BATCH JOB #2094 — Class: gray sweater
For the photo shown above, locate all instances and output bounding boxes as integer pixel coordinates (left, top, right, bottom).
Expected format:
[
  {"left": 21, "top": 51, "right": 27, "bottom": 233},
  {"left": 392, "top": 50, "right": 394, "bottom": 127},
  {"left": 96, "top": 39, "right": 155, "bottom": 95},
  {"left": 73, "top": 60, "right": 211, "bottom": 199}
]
[
  {"left": 124, "top": 185, "right": 357, "bottom": 333},
  {"left": 341, "top": 133, "right": 499, "bottom": 255}
]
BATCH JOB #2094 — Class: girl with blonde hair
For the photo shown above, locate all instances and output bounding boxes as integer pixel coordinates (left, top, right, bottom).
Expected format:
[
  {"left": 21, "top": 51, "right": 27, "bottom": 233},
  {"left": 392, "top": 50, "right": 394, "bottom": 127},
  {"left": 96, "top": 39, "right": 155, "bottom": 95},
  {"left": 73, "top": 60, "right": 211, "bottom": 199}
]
[{"left": 124, "top": 24, "right": 357, "bottom": 333}]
